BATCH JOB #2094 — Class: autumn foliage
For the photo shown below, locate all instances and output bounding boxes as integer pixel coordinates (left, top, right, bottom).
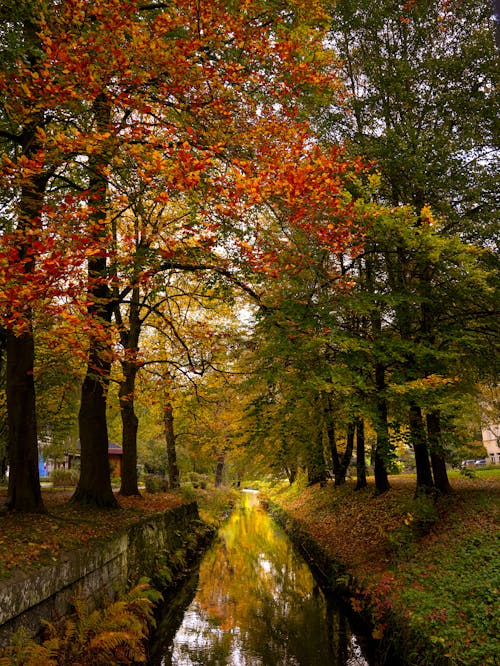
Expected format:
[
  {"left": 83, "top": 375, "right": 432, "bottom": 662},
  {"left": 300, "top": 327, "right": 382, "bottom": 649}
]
[{"left": 0, "top": 0, "right": 374, "bottom": 510}]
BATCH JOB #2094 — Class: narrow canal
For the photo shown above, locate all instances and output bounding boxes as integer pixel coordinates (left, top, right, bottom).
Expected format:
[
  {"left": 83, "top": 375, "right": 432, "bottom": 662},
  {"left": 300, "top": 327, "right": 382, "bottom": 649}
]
[{"left": 149, "top": 490, "right": 376, "bottom": 666}]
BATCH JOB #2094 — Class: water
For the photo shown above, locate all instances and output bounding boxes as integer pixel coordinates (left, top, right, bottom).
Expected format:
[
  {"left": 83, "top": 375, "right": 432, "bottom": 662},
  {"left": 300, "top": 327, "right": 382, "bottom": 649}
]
[{"left": 149, "top": 490, "right": 373, "bottom": 666}]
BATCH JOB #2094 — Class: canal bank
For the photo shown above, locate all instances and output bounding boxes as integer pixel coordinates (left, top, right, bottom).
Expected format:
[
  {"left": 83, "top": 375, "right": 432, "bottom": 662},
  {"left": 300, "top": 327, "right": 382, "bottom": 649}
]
[
  {"left": 264, "top": 498, "right": 403, "bottom": 666},
  {"left": 0, "top": 499, "right": 212, "bottom": 647},
  {"left": 264, "top": 476, "right": 499, "bottom": 666},
  {"left": 149, "top": 489, "right": 380, "bottom": 665}
]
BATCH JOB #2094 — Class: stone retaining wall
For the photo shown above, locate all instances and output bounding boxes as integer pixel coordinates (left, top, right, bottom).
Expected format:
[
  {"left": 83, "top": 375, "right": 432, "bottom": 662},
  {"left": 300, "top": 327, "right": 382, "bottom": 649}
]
[{"left": 0, "top": 501, "right": 200, "bottom": 646}]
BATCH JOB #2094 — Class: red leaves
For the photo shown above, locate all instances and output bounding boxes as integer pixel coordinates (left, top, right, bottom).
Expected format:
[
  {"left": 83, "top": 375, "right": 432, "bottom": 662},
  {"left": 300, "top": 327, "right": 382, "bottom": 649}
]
[{"left": 1, "top": 0, "right": 371, "bottom": 348}]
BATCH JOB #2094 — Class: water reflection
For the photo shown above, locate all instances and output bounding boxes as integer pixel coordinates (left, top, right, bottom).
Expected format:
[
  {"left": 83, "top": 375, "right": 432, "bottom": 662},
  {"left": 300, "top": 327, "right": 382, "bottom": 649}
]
[{"left": 150, "top": 490, "right": 370, "bottom": 666}]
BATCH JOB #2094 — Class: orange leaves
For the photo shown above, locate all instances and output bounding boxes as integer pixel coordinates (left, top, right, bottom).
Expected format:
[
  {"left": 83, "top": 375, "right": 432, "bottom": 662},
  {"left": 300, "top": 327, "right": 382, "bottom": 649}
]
[{"left": 1, "top": 0, "right": 370, "bottom": 343}]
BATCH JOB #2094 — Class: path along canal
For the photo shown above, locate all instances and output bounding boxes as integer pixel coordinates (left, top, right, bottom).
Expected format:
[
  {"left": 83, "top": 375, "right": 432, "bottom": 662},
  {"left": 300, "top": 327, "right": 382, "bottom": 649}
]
[{"left": 149, "top": 490, "right": 378, "bottom": 666}]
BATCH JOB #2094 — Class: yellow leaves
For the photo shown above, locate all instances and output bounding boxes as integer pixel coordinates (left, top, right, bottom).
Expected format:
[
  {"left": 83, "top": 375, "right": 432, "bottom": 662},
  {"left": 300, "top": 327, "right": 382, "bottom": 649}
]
[
  {"left": 20, "top": 82, "right": 32, "bottom": 98},
  {"left": 368, "top": 171, "right": 382, "bottom": 191},
  {"left": 391, "top": 374, "right": 460, "bottom": 395},
  {"left": 420, "top": 203, "right": 436, "bottom": 226},
  {"left": 371, "top": 626, "right": 385, "bottom": 640},
  {"left": 84, "top": 247, "right": 104, "bottom": 257}
]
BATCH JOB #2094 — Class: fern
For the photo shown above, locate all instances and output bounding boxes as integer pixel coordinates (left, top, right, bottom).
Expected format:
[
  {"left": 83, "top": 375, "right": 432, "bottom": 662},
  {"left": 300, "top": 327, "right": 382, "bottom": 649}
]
[{"left": 0, "top": 581, "right": 161, "bottom": 666}]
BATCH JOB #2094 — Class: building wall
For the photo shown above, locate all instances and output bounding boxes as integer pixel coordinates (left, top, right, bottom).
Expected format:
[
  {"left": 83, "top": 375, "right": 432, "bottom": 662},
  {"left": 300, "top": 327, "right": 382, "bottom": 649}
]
[{"left": 482, "top": 424, "right": 500, "bottom": 463}]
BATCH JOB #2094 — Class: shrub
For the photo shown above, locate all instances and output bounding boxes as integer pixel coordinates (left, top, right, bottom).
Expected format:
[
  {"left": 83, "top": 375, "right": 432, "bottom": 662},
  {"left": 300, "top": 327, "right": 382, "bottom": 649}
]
[
  {"left": 144, "top": 474, "right": 168, "bottom": 493},
  {"left": 50, "top": 469, "right": 79, "bottom": 487},
  {"left": 188, "top": 472, "right": 208, "bottom": 489}
]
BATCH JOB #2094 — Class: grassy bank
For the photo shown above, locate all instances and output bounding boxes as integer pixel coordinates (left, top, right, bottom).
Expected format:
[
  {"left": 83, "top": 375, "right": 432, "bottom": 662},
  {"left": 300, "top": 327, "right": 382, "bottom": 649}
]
[{"left": 267, "top": 473, "right": 499, "bottom": 666}]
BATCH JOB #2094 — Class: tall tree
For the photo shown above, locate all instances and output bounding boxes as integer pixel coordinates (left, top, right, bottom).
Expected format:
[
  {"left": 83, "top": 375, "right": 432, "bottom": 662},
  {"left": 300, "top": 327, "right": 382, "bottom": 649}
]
[
  {"left": 323, "top": 0, "right": 499, "bottom": 491},
  {"left": 72, "top": 93, "right": 117, "bottom": 507},
  {"left": 2, "top": 0, "right": 372, "bottom": 509},
  {"left": 0, "top": 4, "right": 48, "bottom": 512}
]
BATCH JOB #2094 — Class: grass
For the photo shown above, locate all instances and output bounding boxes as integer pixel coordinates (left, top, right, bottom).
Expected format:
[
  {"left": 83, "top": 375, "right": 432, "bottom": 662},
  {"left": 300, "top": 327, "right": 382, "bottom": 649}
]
[
  {"left": 448, "top": 466, "right": 500, "bottom": 479},
  {"left": 269, "top": 473, "right": 499, "bottom": 666}
]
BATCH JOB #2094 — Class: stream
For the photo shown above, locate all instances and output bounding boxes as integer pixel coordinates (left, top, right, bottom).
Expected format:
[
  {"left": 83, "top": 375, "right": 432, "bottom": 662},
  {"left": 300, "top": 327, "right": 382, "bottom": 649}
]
[{"left": 148, "top": 490, "right": 378, "bottom": 665}]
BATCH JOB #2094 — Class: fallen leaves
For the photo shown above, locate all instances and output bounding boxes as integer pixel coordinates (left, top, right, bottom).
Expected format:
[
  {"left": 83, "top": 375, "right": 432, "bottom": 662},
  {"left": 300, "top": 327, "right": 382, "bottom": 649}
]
[
  {"left": 272, "top": 474, "right": 500, "bottom": 665},
  {"left": 0, "top": 489, "right": 186, "bottom": 579}
]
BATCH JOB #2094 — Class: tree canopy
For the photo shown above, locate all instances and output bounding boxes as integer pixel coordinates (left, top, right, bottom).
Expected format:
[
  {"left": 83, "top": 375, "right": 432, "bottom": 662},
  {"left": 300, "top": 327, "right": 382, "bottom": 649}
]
[{"left": 0, "top": 0, "right": 497, "bottom": 509}]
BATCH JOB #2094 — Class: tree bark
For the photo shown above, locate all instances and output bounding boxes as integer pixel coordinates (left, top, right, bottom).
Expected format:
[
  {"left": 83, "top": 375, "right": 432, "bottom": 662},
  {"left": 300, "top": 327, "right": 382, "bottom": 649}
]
[
  {"left": 307, "top": 417, "right": 327, "bottom": 487},
  {"left": 285, "top": 465, "right": 297, "bottom": 484},
  {"left": 373, "top": 364, "right": 391, "bottom": 494},
  {"left": 355, "top": 417, "right": 367, "bottom": 490},
  {"left": 5, "top": 48, "right": 47, "bottom": 511},
  {"left": 409, "top": 402, "right": 434, "bottom": 495},
  {"left": 74, "top": 366, "right": 117, "bottom": 507},
  {"left": 215, "top": 454, "right": 225, "bottom": 487},
  {"left": 323, "top": 393, "right": 342, "bottom": 485},
  {"left": 119, "top": 360, "right": 140, "bottom": 496},
  {"left": 72, "top": 93, "right": 117, "bottom": 508},
  {"left": 340, "top": 421, "right": 355, "bottom": 483},
  {"left": 427, "top": 410, "right": 453, "bottom": 494},
  {"left": 6, "top": 329, "right": 44, "bottom": 512},
  {"left": 118, "top": 287, "right": 141, "bottom": 496},
  {"left": 164, "top": 401, "right": 180, "bottom": 489}
]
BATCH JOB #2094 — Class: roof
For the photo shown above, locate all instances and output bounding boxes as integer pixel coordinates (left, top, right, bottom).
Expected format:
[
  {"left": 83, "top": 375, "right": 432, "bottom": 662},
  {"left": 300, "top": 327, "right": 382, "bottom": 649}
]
[
  {"left": 108, "top": 442, "right": 123, "bottom": 454},
  {"left": 72, "top": 441, "right": 123, "bottom": 455}
]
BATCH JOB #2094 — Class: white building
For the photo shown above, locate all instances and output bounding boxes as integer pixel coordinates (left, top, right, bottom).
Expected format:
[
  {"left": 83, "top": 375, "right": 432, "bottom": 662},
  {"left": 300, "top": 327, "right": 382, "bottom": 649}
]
[{"left": 482, "top": 424, "right": 500, "bottom": 464}]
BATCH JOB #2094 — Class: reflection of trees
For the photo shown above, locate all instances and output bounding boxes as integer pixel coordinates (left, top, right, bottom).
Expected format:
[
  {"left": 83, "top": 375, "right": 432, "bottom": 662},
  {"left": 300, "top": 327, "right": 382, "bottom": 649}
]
[
  {"left": 148, "top": 571, "right": 199, "bottom": 666},
  {"left": 197, "top": 495, "right": 314, "bottom": 627},
  {"left": 164, "top": 492, "right": 369, "bottom": 665}
]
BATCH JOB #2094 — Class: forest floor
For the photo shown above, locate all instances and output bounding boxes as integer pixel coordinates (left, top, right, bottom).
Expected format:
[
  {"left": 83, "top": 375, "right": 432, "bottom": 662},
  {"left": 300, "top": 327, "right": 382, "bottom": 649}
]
[{"left": 267, "top": 472, "right": 499, "bottom": 666}]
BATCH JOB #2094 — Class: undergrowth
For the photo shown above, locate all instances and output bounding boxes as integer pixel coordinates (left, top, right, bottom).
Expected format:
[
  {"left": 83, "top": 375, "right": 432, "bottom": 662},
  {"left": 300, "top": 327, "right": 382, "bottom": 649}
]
[
  {"left": 0, "top": 580, "right": 161, "bottom": 665},
  {"left": 180, "top": 484, "right": 239, "bottom": 526},
  {"left": 271, "top": 475, "right": 499, "bottom": 666}
]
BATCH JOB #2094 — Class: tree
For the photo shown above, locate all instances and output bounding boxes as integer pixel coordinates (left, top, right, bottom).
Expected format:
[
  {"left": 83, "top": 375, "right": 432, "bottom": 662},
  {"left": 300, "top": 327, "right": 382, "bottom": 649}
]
[
  {"left": 2, "top": 0, "right": 370, "bottom": 509},
  {"left": 322, "top": 0, "right": 499, "bottom": 492},
  {"left": 1, "top": 3, "right": 49, "bottom": 512}
]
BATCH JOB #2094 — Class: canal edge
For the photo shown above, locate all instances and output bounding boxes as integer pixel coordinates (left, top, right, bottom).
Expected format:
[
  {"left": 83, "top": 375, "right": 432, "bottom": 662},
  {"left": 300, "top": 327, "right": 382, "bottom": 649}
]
[{"left": 262, "top": 497, "right": 447, "bottom": 666}]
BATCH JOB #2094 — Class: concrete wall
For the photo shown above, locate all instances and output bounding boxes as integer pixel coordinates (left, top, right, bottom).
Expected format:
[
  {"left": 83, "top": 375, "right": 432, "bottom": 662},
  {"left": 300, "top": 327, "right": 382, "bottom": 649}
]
[{"left": 0, "top": 501, "right": 200, "bottom": 646}]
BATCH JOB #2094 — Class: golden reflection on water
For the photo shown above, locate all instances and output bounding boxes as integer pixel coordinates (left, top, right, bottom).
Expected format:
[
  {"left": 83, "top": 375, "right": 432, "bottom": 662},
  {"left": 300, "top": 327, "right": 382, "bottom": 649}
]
[{"left": 162, "top": 490, "right": 369, "bottom": 666}]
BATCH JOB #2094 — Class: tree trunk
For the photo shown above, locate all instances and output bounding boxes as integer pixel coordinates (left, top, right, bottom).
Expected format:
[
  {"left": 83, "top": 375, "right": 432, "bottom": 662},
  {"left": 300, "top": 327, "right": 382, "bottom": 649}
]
[
  {"left": 409, "top": 402, "right": 434, "bottom": 495},
  {"left": 333, "top": 422, "right": 355, "bottom": 487},
  {"left": 6, "top": 329, "right": 44, "bottom": 512},
  {"left": 164, "top": 401, "right": 180, "bottom": 489},
  {"left": 307, "top": 419, "right": 327, "bottom": 487},
  {"left": 119, "top": 360, "right": 140, "bottom": 496},
  {"left": 285, "top": 465, "right": 297, "bottom": 484},
  {"left": 5, "top": 50, "right": 46, "bottom": 512},
  {"left": 340, "top": 421, "right": 355, "bottom": 484},
  {"left": 72, "top": 93, "right": 117, "bottom": 508},
  {"left": 74, "top": 366, "right": 117, "bottom": 507},
  {"left": 355, "top": 417, "right": 367, "bottom": 490},
  {"left": 118, "top": 287, "right": 141, "bottom": 496},
  {"left": 323, "top": 393, "right": 342, "bottom": 484},
  {"left": 373, "top": 364, "right": 391, "bottom": 494},
  {"left": 215, "top": 455, "right": 225, "bottom": 487},
  {"left": 427, "top": 410, "right": 453, "bottom": 494}
]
